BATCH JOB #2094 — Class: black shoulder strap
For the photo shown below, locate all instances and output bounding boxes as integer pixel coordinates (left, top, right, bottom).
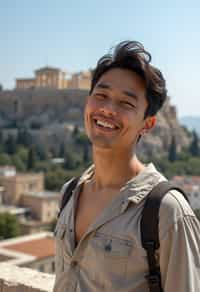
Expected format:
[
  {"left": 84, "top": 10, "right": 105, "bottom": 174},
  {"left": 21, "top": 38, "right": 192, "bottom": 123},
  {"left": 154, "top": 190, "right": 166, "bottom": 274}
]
[
  {"left": 57, "top": 176, "right": 80, "bottom": 218},
  {"left": 140, "top": 181, "right": 188, "bottom": 292}
]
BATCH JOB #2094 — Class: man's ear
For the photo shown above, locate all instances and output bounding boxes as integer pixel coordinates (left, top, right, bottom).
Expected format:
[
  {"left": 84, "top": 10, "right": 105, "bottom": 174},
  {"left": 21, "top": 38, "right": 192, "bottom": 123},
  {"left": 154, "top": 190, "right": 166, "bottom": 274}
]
[
  {"left": 141, "top": 116, "right": 156, "bottom": 134},
  {"left": 145, "top": 116, "right": 156, "bottom": 130}
]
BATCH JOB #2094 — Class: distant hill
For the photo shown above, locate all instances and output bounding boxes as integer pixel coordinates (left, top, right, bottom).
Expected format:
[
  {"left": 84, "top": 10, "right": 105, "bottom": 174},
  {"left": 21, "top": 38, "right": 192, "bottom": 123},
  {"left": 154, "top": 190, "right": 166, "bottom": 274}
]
[
  {"left": 0, "top": 89, "right": 191, "bottom": 157},
  {"left": 180, "top": 116, "right": 200, "bottom": 135}
]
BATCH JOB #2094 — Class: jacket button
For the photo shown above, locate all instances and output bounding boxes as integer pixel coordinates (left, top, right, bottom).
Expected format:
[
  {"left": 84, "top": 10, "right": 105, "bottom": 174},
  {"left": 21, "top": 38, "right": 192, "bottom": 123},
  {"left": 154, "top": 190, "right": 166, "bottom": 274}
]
[
  {"left": 105, "top": 243, "right": 112, "bottom": 252},
  {"left": 71, "top": 260, "right": 78, "bottom": 267}
]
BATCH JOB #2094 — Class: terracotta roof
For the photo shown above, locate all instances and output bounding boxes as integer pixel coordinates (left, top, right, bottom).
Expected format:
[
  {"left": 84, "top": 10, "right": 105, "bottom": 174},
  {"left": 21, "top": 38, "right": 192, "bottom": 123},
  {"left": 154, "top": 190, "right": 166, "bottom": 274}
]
[{"left": 3, "top": 237, "right": 55, "bottom": 259}]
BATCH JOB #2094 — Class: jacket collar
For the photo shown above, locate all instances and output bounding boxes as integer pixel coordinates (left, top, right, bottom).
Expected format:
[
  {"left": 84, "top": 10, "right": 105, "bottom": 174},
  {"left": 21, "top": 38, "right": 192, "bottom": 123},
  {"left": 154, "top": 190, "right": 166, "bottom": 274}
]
[
  {"left": 78, "top": 163, "right": 166, "bottom": 205},
  {"left": 124, "top": 163, "right": 166, "bottom": 204}
]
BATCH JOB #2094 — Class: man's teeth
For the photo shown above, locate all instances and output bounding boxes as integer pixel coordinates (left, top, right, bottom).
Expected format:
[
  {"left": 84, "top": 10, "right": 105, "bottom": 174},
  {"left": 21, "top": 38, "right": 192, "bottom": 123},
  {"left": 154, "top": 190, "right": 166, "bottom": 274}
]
[{"left": 96, "top": 120, "right": 116, "bottom": 129}]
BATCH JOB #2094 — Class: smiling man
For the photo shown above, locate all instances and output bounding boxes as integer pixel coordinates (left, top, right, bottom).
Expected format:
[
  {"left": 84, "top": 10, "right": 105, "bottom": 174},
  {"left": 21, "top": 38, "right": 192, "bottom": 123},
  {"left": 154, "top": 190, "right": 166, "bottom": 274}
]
[{"left": 53, "top": 41, "right": 200, "bottom": 292}]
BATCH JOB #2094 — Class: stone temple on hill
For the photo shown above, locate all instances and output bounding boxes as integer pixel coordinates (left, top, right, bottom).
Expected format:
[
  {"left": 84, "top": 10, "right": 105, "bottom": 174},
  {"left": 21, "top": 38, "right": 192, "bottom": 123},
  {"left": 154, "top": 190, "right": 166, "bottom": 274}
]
[{"left": 15, "top": 66, "right": 91, "bottom": 90}]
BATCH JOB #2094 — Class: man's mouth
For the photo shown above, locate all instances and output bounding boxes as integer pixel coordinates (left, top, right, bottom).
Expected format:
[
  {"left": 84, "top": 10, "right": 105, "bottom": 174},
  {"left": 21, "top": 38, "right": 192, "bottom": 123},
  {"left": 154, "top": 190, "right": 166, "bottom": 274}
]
[{"left": 93, "top": 117, "right": 120, "bottom": 131}]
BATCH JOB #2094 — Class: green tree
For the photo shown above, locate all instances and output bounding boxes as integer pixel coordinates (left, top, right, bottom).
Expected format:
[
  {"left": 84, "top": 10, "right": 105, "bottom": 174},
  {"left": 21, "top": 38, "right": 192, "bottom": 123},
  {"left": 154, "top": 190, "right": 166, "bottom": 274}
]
[
  {"left": 168, "top": 136, "right": 177, "bottom": 162},
  {"left": 59, "top": 141, "right": 65, "bottom": 157},
  {"left": 35, "top": 144, "right": 48, "bottom": 160},
  {"left": 189, "top": 131, "right": 200, "bottom": 156},
  {"left": 27, "top": 146, "right": 36, "bottom": 170},
  {"left": 45, "top": 167, "right": 68, "bottom": 190},
  {"left": 74, "top": 131, "right": 90, "bottom": 148},
  {"left": 0, "top": 128, "right": 3, "bottom": 145},
  {"left": 45, "top": 166, "right": 83, "bottom": 191},
  {"left": 17, "top": 127, "right": 32, "bottom": 147},
  {"left": 0, "top": 153, "right": 12, "bottom": 165},
  {"left": 4, "top": 135, "right": 17, "bottom": 155},
  {"left": 12, "top": 154, "right": 26, "bottom": 171},
  {"left": 17, "top": 146, "right": 28, "bottom": 164},
  {"left": 0, "top": 213, "right": 20, "bottom": 239},
  {"left": 63, "top": 149, "right": 82, "bottom": 170},
  {"left": 72, "top": 125, "right": 80, "bottom": 139},
  {"left": 34, "top": 160, "right": 51, "bottom": 172},
  {"left": 49, "top": 218, "right": 57, "bottom": 232},
  {"left": 83, "top": 143, "right": 90, "bottom": 164}
]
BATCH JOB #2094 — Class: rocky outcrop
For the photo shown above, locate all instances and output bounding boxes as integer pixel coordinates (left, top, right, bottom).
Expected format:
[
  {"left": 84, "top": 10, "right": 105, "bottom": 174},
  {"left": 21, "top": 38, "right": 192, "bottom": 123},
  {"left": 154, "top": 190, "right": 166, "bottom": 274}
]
[
  {"left": 138, "top": 98, "right": 191, "bottom": 157},
  {"left": 0, "top": 89, "right": 191, "bottom": 157}
]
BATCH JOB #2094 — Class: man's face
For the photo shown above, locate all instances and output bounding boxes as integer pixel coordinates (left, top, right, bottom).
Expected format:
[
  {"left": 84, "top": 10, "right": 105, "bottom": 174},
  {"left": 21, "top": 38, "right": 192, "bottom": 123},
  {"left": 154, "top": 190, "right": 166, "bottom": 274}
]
[{"left": 84, "top": 68, "right": 154, "bottom": 151}]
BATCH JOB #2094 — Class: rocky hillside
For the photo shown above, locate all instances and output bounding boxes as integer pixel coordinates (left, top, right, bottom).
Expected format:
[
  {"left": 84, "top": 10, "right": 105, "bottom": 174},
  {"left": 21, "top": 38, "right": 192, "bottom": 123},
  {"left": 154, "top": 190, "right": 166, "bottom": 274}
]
[
  {"left": 138, "top": 98, "right": 191, "bottom": 157},
  {"left": 0, "top": 88, "right": 191, "bottom": 157}
]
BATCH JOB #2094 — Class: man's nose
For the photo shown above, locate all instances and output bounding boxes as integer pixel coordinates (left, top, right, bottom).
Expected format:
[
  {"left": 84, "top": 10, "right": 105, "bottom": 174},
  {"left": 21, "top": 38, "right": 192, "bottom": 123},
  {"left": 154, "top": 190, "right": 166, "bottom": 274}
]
[{"left": 99, "top": 100, "right": 117, "bottom": 116}]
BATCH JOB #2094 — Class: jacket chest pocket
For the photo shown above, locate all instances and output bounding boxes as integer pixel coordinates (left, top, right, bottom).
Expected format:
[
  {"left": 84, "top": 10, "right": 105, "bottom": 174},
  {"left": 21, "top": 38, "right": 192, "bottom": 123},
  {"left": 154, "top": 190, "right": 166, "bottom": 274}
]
[
  {"left": 87, "top": 232, "right": 133, "bottom": 284},
  {"left": 92, "top": 232, "right": 133, "bottom": 258}
]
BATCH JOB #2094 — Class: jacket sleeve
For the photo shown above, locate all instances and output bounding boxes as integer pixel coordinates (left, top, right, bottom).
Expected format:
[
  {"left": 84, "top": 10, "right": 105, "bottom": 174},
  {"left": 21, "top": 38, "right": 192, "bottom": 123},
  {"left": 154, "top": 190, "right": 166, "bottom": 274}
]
[{"left": 159, "top": 191, "right": 200, "bottom": 292}]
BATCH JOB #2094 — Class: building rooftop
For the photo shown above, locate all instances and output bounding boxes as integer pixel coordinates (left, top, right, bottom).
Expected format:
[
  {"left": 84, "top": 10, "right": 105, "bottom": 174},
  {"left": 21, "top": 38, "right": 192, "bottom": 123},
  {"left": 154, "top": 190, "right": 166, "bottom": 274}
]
[
  {"left": 25, "top": 190, "right": 59, "bottom": 199},
  {"left": 35, "top": 66, "right": 61, "bottom": 73},
  {"left": 0, "top": 232, "right": 55, "bottom": 265},
  {"left": 3, "top": 238, "right": 54, "bottom": 259},
  {"left": 16, "top": 78, "right": 35, "bottom": 81},
  {"left": 0, "top": 205, "right": 30, "bottom": 216},
  {"left": 0, "top": 166, "right": 16, "bottom": 177},
  {"left": 0, "top": 171, "right": 43, "bottom": 180}
]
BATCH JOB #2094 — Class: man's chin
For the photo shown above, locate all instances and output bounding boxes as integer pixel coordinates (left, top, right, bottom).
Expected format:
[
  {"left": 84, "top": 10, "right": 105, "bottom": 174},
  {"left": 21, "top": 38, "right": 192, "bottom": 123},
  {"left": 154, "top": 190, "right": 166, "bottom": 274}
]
[{"left": 90, "top": 137, "right": 116, "bottom": 149}]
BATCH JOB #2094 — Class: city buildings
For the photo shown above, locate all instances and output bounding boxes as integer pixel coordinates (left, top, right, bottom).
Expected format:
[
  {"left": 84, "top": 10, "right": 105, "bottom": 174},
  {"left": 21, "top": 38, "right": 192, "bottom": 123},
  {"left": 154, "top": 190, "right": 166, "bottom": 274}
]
[
  {"left": 0, "top": 166, "right": 44, "bottom": 205},
  {"left": 0, "top": 166, "right": 59, "bottom": 234}
]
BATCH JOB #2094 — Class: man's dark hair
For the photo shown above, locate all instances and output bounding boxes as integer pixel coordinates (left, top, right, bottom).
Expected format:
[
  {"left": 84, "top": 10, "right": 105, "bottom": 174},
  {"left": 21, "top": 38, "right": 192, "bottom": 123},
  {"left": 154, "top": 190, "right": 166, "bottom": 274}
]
[{"left": 90, "top": 41, "right": 167, "bottom": 118}]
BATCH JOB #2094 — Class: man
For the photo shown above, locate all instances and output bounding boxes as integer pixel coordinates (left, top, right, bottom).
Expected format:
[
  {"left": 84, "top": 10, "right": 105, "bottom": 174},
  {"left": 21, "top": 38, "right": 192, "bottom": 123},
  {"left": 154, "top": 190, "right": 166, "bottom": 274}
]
[{"left": 53, "top": 41, "right": 200, "bottom": 292}]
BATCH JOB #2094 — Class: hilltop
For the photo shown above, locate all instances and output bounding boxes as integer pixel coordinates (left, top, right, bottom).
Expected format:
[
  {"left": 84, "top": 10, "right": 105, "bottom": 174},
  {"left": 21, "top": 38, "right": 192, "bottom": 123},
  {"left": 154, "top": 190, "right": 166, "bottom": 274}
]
[{"left": 0, "top": 88, "right": 191, "bottom": 157}]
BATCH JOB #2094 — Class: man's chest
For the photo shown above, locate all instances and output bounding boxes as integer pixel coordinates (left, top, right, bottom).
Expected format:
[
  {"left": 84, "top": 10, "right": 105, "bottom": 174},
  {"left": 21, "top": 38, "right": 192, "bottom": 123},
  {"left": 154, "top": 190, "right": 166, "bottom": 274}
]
[
  {"left": 55, "top": 196, "right": 150, "bottom": 292},
  {"left": 74, "top": 186, "right": 121, "bottom": 244}
]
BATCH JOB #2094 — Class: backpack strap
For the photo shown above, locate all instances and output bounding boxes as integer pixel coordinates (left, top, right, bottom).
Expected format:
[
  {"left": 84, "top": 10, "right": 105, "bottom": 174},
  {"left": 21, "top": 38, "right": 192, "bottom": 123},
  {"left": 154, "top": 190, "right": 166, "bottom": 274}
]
[
  {"left": 140, "top": 181, "right": 188, "bottom": 292},
  {"left": 57, "top": 176, "right": 80, "bottom": 218}
]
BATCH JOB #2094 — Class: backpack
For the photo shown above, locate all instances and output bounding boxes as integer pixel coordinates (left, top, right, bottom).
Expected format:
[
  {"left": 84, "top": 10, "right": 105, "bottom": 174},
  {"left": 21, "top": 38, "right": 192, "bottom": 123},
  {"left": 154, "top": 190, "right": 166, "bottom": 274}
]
[{"left": 57, "top": 178, "right": 189, "bottom": 292}]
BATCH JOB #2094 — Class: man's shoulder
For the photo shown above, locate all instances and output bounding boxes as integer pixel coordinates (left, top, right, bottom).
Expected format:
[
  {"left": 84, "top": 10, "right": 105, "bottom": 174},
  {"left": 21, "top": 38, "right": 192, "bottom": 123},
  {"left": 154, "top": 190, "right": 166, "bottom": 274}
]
[
  {"left": 60, "top": 178, "right": 75, "bottom": 195},
  {"left": 141, "top": 164, "right": 193, "bottom": 219},
  {"left": 159, "top": 188, "right": 195, "bottom": 239}
]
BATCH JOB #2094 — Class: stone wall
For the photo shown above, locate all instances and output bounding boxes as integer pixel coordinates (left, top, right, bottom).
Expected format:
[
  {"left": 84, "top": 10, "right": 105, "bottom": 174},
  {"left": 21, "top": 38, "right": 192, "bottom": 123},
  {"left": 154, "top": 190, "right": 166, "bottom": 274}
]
[
  {"left": 0, "top": 263, "right": 54, "bottom": 292},
  {"left": 0, "top": 88, "right": 87, "bottom": 126}
]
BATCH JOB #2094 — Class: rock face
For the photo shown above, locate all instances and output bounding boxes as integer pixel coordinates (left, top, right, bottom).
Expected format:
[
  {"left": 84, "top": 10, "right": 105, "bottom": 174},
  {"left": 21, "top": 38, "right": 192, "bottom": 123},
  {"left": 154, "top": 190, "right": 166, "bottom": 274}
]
[
  {"left": 138, "top": 98, "right": 191, "bottom": 157},
  {"left": 0, "top": 89, "right": 191, "bottom": 156},
  {"left": 0, "top": 88, "right": 86, "bottom": 127}
]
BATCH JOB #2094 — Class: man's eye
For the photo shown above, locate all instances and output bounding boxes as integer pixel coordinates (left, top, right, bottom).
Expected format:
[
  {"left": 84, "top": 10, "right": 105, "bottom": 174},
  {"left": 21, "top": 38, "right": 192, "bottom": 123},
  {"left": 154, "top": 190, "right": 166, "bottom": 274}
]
[
  {"left": 121, "top": 101, "right": 136, "bottom": 109},
  {"left": 94, "top": 93, "right": 107, "bottom": 99}
]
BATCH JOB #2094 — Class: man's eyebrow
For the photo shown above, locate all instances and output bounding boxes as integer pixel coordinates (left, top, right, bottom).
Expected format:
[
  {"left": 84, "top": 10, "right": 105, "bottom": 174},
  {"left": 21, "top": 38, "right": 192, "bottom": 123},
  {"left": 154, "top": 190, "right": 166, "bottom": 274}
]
[
  {"left": 123, "top": 90, "right": 138, "bottom": 101},
  {"left": 96, "top": 83, "right": 110, "bottom": 90}
]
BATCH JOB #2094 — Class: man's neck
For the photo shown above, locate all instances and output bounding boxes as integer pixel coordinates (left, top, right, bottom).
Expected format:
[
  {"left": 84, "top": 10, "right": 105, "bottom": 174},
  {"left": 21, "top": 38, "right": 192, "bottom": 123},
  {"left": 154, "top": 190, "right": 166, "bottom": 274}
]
[{"left": 91, "top": 146, "right": 145, "bottom": 191}]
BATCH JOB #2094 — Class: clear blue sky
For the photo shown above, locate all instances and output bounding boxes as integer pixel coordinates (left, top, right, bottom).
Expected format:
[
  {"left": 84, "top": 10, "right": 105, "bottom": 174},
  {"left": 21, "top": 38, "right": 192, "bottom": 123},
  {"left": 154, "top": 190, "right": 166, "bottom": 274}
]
[{"left": 1, "top": 0, "right": 200, "bottom": 117}]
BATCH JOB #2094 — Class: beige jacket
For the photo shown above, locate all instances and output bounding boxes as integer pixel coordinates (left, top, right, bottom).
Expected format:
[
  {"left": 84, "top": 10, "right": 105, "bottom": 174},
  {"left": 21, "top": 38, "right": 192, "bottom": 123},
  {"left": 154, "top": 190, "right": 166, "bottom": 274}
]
[{"left": 53, "top": 163, "right": 200, "bottom": 292}]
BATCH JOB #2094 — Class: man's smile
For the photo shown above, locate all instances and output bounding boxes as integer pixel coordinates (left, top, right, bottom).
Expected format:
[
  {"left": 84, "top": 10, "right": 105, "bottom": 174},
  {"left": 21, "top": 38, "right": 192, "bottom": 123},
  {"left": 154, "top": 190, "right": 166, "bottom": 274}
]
[{"left": 91, "top": 114, "right": 121, "bottom": 133}]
